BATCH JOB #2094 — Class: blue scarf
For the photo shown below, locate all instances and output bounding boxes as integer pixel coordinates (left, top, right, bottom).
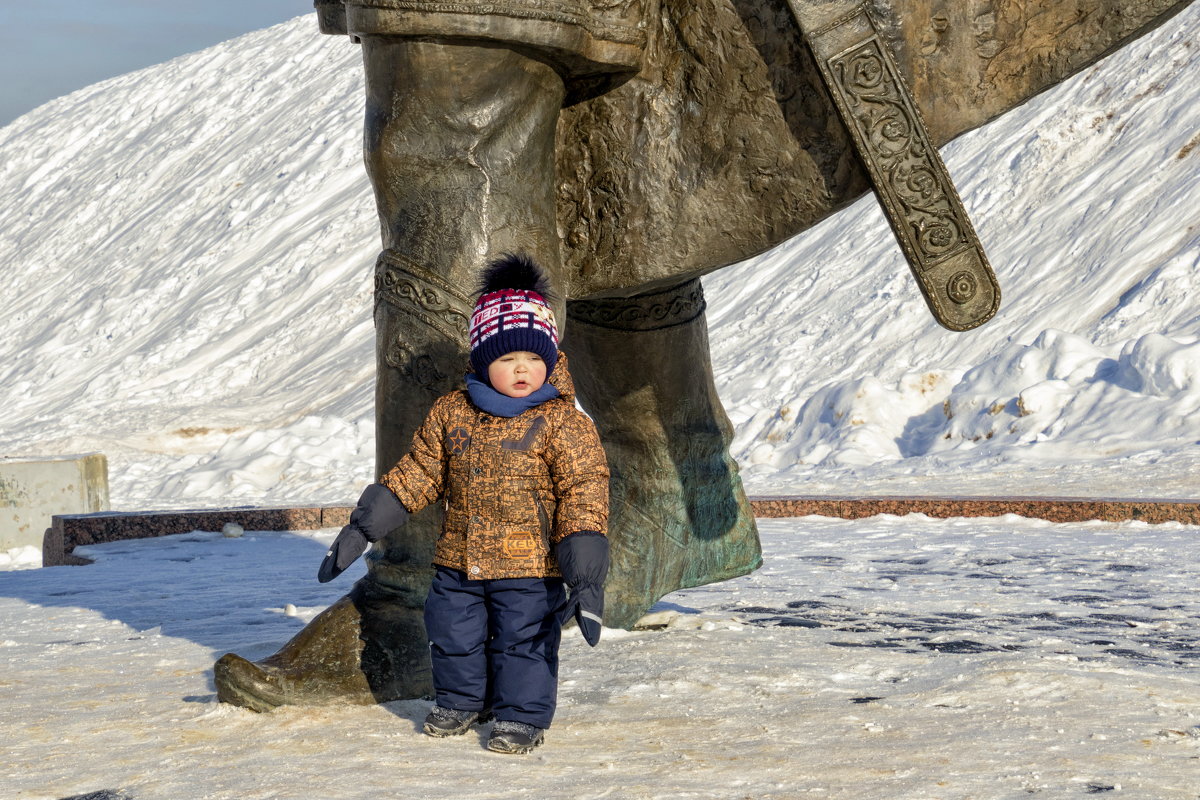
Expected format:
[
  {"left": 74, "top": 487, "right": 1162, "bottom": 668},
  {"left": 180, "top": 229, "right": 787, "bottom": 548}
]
[{"left": 465, "top": 373, "right": 560, "bottom": 418}]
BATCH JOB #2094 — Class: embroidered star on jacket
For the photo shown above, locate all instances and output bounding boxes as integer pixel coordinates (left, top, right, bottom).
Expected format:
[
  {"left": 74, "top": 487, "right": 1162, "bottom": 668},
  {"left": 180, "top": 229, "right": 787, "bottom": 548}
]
[{"left": 447, "top": 427, "right": 471, "bottom": 454}]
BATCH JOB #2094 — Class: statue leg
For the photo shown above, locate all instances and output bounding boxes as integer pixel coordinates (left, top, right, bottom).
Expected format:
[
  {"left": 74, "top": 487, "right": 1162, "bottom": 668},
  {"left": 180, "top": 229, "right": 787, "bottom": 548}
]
[
  {"left": 564, "top": 280, "right": 762, "bottom": 628},
  {"left": 215, "top": 39, "right": 566, "bottom": 710}
]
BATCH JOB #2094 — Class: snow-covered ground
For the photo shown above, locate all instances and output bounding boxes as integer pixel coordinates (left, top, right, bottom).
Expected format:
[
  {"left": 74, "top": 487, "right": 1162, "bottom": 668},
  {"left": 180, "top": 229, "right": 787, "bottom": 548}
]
[
  {"left": 3, "top": 516, "right": 1199, "bottom": 799},
  {"left": 1, "top": 7, "right": 1199, "bottom": 799}
]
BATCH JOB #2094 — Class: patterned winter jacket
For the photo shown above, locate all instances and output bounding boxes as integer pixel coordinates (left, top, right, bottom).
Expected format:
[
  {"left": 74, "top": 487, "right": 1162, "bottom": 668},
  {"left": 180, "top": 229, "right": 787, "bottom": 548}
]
[{"left": 380, "top": 353, "right": 609, "bottom": 580}]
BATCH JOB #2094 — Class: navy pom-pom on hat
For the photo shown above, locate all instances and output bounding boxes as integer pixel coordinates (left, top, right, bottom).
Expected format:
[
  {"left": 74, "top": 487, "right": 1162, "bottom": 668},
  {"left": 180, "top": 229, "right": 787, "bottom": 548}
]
[{"left": 469, "top": 253, "right": 560, "bottom": 379}]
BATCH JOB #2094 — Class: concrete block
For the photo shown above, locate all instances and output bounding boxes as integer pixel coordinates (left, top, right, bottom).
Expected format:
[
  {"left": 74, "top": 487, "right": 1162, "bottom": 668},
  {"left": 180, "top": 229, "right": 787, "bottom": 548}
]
[{"left": 0, "top": 454, "right": 109, "bottom": 551}]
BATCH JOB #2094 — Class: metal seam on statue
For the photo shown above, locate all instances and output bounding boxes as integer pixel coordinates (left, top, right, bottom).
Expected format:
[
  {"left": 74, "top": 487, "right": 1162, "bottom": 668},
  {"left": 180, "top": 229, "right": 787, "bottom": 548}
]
[
  {"left": 807, "top": 3, "right": 870, "bottom": 39},
  {"left": 346, "top": 0, "right": 646, "bottom": 45},
  {"left": 612, "top": 494, "right": 688, "bottom": 548}
]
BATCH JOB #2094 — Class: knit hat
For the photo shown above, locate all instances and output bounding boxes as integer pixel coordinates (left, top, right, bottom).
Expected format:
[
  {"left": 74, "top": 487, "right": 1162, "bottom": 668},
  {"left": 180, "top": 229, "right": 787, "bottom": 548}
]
[{"left": 468, "top": 253, "right": 559, "bottom": 378}]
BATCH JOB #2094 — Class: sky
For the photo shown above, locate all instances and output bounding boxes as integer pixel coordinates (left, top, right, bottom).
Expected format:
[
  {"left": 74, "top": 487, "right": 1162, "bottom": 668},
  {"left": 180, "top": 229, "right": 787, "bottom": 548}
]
[{"left": 0, "top": 0, "right": 308, "bottom": 127}]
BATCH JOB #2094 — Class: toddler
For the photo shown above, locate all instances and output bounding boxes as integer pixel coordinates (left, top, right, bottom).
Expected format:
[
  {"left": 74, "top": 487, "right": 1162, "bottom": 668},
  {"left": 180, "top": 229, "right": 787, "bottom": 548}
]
[{"left": 318, "top": 253, "right": 610, "bottom": 754}]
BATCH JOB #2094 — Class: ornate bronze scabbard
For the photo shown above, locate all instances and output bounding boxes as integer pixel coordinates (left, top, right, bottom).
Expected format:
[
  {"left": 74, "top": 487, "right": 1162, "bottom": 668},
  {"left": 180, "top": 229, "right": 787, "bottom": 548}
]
[{"left": 786, "top": 1, "right": 1001, "bottom": 331}]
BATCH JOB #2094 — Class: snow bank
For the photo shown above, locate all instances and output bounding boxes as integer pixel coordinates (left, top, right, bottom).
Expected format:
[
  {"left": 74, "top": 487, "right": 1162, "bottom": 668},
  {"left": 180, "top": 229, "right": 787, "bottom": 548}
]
[
  {"left": 738, "top": 329, "right": 1200, "bottom": 473},
  {"left": 0, "top": 545, "right": 42, "bottom": 571},
  {"left": 0, "top": 8, "right": 1198, "bottom": 510},
  {"left": 0, "top": 15, "right": 378, "bottom": 507}
]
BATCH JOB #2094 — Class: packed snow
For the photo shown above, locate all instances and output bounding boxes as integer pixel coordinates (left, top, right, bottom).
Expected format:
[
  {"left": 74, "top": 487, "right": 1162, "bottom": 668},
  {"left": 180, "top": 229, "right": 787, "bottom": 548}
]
[
  {"left": 3, "top": 517, "right": 1199, "bottom": 799},
  {"left": 1, "top": 6, "right": 1199, "bottom": 800}
]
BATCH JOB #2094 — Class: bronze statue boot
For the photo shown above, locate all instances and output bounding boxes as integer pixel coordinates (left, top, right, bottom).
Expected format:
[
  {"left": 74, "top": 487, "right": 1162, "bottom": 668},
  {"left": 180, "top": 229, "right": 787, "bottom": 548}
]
[
  {"left": 565, "top": 279, "right": 762, "bottom": 628},
  {"left": 214, "top": 591, "right": 373, "bottom": 712},
  {"left": 214, "top": 572, "right": 434, "bottom": 711}
]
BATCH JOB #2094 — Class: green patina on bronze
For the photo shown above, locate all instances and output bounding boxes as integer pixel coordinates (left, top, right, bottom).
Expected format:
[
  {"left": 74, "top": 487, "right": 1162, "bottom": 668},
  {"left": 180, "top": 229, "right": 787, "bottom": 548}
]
[
  {"left": 214, "top": 0, "right": 1194, "bottom": 711},
  {"left": 565, "top": 280, "right": 763, "bottom": 628}
]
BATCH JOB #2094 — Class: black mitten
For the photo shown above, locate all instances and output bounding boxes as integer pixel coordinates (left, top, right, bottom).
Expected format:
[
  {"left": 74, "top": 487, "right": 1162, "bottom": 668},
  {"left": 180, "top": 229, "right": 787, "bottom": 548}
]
[
  {"left": 555, "top": 531, "right": 609, "bottom": 646},
  {"left": 317, "top": 483, "right": 409, "bottom": 583},
  {"left": 347, "top": 483, "right": 409, "bottom": 542},
  {"left": 317, "top": 525, "right": 368, "bottom": 583}
]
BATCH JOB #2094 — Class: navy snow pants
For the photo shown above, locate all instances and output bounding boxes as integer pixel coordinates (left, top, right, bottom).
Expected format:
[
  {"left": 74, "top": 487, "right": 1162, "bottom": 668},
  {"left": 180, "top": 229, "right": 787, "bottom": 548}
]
[{"left": 424, "top": 566, "right": 566, "bottom": 729}]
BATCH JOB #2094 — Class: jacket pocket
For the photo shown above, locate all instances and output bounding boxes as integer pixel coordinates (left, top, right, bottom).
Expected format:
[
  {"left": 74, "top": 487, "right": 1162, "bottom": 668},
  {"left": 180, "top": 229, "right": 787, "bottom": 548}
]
[
  {"left": 441, "top": 507, "right": 468, "bottom": 540},
  {"left": 499, "top": 478, "right": 541, "bottom": 525}
]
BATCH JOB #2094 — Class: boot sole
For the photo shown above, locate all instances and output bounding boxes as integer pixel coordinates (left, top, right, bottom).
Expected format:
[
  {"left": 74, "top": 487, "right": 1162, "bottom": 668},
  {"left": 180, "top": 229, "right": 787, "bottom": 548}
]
[
  {"left": 214, "top": 654, "right": 286, "bottom": 713},
  {"left": 423, "top": 712, "right": 494, "bottom": 738},
  {"left": 486, "top": 731, "right": 544, "bottom": 754},
  {"left": 217, "top": 679, "right": 281, "bottom": 714}
]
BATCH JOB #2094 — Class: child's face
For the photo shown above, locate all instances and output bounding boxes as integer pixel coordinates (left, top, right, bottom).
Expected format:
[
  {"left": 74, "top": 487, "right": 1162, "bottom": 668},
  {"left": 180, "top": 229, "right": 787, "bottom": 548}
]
[{"left": 487, "top": 351, "right": 547, "bottom": 398}]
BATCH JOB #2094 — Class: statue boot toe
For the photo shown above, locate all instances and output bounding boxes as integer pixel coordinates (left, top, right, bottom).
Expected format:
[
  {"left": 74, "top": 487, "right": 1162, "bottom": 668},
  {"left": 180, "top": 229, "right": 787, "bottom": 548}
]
[
  {"left": 214, "top": 592, "right": 377, "bottom": 711},
  {"left": 214, "top": 653, "right": 317, "bottom": 713},
  {"left": 214, "top": 577, "right": 434, "bottom": 711}
]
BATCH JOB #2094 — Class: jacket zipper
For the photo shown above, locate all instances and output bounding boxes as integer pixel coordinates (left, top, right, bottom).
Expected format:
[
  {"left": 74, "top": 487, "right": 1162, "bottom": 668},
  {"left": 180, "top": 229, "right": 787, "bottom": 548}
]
[{"left": 534, "top": 493, "right": 550, "bottom": 542}]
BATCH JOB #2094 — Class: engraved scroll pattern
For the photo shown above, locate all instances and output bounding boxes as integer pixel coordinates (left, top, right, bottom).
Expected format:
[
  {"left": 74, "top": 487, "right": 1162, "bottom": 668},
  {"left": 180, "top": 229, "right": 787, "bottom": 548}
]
[
  {"left": 829, "top": 38, "right": 971, "bottom": 272},
  {"left": 567, "top": 279, "right": 706, "bottom": 332},
  {"left": 374, "top": 251, "right": 472, "bottom": 344},
  {"left": 374, "top": 251, "right": 473, "bottom": 390}
]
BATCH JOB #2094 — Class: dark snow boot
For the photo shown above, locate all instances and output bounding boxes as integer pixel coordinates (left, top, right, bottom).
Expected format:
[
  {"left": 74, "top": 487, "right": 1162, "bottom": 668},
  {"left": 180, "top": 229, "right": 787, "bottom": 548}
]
[
  {"left": 486, "top": 720, "right": 545, "bottom": 754},
  {"left": 423, "top": 705, "right": 493, "bottom": 737}
]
